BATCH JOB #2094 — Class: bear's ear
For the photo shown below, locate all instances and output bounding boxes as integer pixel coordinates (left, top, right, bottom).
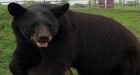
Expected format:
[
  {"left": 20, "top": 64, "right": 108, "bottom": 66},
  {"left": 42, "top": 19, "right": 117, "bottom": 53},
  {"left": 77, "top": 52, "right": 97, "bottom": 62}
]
[
  {"left": 8, "top": 3, "right": 27, "bottom": 17},
  {"left": 50, "top": 3, "right": 69, "bottom": 17}
]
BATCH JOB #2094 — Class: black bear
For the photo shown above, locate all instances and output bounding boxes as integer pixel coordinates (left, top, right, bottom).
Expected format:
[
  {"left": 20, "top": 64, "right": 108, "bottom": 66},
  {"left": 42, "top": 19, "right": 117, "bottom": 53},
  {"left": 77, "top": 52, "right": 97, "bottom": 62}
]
[
  {"left": 28, "top": 65, "right": 72, "bottom": 75},
  {"left": 8, "top": 2, "right": 140, "bottom": 75}
]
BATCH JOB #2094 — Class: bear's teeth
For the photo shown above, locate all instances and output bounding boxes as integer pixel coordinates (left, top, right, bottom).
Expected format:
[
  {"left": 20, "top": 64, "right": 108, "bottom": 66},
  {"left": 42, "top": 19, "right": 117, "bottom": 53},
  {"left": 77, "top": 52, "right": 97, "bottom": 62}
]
[{"left": 36, "top": 42, "right": 48, "bottom": 48}]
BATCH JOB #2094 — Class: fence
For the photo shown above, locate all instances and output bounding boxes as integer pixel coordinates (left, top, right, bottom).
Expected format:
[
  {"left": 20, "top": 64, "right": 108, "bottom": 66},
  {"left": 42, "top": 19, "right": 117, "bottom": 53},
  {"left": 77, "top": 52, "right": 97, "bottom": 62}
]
[
  {"left": 98, "top": 0, "right": 114, "bottom": 8},
  {"left": 0, "top": 0, "right": 140, "bottom": 9}
]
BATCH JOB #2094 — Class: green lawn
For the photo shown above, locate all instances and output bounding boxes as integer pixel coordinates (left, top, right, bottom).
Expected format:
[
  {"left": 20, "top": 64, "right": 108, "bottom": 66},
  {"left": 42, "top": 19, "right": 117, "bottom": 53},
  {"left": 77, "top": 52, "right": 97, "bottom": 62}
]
[
  {"left": 0, "top": 6, "right": 14, "bottom": 75},
  {"left": 0, "top": 5, "right": 140, "bottom": 75}
]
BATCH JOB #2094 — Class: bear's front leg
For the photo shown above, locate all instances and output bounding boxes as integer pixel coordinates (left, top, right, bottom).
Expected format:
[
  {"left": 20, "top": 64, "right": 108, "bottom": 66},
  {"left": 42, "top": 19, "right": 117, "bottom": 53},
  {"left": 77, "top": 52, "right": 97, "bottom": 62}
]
[
  {"left": 9, "top": 53, "right": 29, "bottom": 75},
  {"left": 32, "top": 56, "right": 71, "bottom": 75},
  {"left": 9, "top": 46, "right": 42, "bottom": 75},
  {"left": 28, "top": 63, "right": 72, "bottom": 75}
]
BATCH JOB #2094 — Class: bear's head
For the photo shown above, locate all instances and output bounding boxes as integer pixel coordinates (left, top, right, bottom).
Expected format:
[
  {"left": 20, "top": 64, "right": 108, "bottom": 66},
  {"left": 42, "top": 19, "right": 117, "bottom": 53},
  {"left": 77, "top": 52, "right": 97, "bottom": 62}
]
[{"left": 8, "top": 3, "right": 69, "bottom": 48}]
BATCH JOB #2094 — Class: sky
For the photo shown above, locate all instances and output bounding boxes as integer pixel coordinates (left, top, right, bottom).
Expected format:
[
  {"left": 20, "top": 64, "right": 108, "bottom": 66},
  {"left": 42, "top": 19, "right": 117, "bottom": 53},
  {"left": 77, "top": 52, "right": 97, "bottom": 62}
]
[
  {"left": 0, "top": 0, "right": 89, "bottom": 5},
  {"left": 0, "top": 0, "right": 137, "bottom": 2},
  {"left": 0, "top": 0, "right": 120, "bottom": 3},
  {"left": 0, "top": 0, "right": 139, "bottom": 5}
]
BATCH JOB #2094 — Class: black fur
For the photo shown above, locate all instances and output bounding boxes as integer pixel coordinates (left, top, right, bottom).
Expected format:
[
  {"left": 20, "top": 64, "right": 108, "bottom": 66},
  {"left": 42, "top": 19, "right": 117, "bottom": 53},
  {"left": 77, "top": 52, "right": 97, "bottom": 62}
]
[{"left": 8, "top": 2, "right": 140, "bottom": 75}]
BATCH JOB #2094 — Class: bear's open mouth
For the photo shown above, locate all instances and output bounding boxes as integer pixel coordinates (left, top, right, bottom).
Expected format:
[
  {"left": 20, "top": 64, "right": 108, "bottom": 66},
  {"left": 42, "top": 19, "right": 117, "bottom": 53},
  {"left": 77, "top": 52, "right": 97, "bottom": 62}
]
[
  {"left": 31, "top": 33, "right": 52, "bottom": 48},
  {"left": 36, "top": 42, "right": 48, "bottom": 48}
]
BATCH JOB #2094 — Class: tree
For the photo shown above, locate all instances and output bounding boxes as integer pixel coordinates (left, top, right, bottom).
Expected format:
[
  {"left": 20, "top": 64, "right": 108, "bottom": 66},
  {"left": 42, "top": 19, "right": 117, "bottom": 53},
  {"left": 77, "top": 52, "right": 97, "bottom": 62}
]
[
  {"left": 136, "top": 0, "right": 139, "bottom": 4},
  {"left": 61, "top": 0, "right": 69, "bottom": 4},
  {"left": 88, "top": 0, "right": 92, "bottom": 8},
  {"left": 123, "top": 0, "right": 125, "bottom": 4},
  {"left": 94, "top": 0, "right": 97, "bottom": 7},
  {"left": 119, "top": 0, "right": 122, "bottom": 4},
  {"left": 88, "top": 0, "right": 97, "bottom": 8},
  {"left": 119, "top": 0, "right": 125, "bottom": 4}
]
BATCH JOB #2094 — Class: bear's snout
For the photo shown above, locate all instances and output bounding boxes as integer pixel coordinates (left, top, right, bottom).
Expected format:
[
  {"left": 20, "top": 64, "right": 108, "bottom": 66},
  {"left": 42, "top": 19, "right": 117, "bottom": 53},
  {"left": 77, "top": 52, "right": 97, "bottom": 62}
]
[
  {"left": 31, "top": 25, "right": 52, "bottom": 48},
  {"left": 31, "top": 34, "right": 52, "bottom": 48},
  {"left": 31, "top": 33, "right": 52, "bottom": 48},
  {"left": 38, "top": 36, "right": 49, "bottom": 43}
]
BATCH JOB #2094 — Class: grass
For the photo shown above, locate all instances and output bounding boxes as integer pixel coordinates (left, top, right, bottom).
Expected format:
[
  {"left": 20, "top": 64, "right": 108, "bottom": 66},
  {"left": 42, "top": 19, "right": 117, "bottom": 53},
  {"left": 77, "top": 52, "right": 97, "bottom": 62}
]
[
  {"left": 0, "top": 5, "right": 140, "bottom": 75},
  {"left": 0, "top": 5, "right": 15, "bottom": 75}
]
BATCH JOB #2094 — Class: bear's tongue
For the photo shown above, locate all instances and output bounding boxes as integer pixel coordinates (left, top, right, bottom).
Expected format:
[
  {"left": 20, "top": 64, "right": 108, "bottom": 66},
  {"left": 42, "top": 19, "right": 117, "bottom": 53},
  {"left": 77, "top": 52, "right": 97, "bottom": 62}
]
[{"left": 36, "top": 42, "right": 48, "bottom": 48}]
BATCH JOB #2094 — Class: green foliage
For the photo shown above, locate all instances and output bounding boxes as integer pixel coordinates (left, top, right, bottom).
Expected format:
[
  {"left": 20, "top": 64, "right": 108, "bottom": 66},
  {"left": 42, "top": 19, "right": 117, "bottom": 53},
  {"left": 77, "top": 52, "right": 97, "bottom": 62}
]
[{"left": 0, "top": 5, "right": 140, "bottom": 75}]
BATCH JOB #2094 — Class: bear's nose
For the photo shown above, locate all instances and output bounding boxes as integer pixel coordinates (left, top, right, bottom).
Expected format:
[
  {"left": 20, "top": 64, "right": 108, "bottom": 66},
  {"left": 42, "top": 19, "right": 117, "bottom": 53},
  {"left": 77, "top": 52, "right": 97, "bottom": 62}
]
[{"left": 38, "top": 36, "right": 49, "bottom": 43}]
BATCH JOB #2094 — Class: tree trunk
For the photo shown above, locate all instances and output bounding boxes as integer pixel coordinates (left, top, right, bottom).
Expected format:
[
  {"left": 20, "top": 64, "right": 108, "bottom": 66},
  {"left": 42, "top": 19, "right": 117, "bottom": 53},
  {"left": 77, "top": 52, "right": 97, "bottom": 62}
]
[
  {"left": 89, "top": 0, "right": 92, "bottom": 8},
  {"left": 61, "top": 0, "right": 69, "bottom": 4}
]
